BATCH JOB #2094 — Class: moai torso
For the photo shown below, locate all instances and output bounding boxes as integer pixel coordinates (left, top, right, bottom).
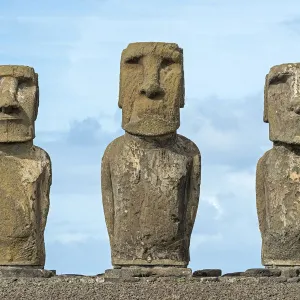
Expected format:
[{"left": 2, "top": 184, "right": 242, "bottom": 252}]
[
  {"left": 0, "top": 66, "right": 51, "bottom": 266},
  {"left": 257, "top": 64, "right": 300, "bottom": 266},
  {"left": 101, "top": 43, "right": 201, "bottom": 267}
]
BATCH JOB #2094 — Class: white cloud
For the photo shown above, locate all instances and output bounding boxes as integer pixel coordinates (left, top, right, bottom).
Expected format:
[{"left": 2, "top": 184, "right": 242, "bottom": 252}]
[
  {"left": 202, "top": 196, "right": 224, "bottom": 220},
  {"left": 46, "top": 193, "right": 108, "bottom": 246},
  {"left": 50, "top": 233, "right": 99, "bottom": 245},
  {"left": 191, "top": 233, "right": 223, "bottom": 251}
]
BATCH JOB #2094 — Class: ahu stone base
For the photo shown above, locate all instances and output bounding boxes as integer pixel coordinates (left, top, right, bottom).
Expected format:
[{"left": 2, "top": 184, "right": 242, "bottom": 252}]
[
  {"left": 2, "top": 273, "right": 300, "bottom": 300},
  {"left": 0, "top": 266, "right": 56, "bottom": 278},
  {"left": 104, "top": 266, "right": 192, "bottom": 282}
]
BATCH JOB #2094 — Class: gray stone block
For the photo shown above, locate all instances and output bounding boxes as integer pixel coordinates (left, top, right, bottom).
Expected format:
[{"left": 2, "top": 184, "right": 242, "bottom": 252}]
[
  {"left": 104, "top": 267, "right": 192, "bottom": 281},
  {"left": 0, "top": 267, "right": 55, "bottom": 278},
  {"left": 287, "top": 277, "right": 300, "bottom": 283},
  {"left": 243, "top": 268, "right": 281, "bottom": 277},
  {"left": 280, "top": 268, "right": 300, "bottom": 278},
  {"left": 193, "top": 269, "right": 222, "bottom": 277}
]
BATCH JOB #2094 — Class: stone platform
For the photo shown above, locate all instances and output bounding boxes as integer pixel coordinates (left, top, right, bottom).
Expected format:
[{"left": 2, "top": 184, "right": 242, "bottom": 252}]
[
  {"left": 0, "top": 266, "right": 56, "bottom": 278},
  {"left": 104, "top": 267, "right": 192, "bottom": 282},
  {"left": 1, "top": 274, "right": 300, "bottom": 299},
  {"left": 0, "top": 267, "right": 300, "bottom": 299}
]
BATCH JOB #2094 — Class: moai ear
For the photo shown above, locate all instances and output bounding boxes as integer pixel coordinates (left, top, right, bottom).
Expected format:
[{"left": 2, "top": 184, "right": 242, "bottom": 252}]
[
  {"left": 118, "top": 94, "right": 123, "bottom": 109},
  {"left": 263, "top": 74, "right": 269, "bottom": 123},
  {"left": 118, "top": 51, "right": 125, "bottom": 109},
  {"left": 180, "top": 63, "right": 185, "bottom": 108},
  {"left": 180, "top": 96, "right": 185, "bottom": 108},
  {"left": 34, "top": 73, "right": 39, "bottom": 121}
]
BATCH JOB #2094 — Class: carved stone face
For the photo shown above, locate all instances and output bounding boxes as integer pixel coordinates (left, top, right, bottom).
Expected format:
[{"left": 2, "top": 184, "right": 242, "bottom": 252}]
[
  {"left": 119, "top": 42, "right": 184, "bottom": 136},
  {"left": 264, "top": 63, "right": 300, "bottom": 144},
  {"left": 0, "top": 65, "right": 38, "bottom": 142}
]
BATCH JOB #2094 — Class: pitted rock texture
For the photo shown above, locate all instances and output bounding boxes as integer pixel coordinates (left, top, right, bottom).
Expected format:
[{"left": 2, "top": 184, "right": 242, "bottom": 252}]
[
  {"left": 243, "top": 268, "right": 281, "bottom": 277},
  {"left": 258, "top": 144, "right": 300, "bottom": 265},
  {"left": 1, "top": 277, "right": 300, "bottom": 300},
  {"left": 0, "top": 143, "right": 51, "bottom": 266},
  {"left": 281, "top": 268, "right": 300, "bottom": 278},
  {"left": 0, "top": 65, "right": 39, "bottom": 143},
  {"left": 264, "top": 63, "right": 300, "bottom": 144},
  {"left": 0, "top": 65, "right": 51, "bottom": 266},
  {"left": 105, "top": 267, "right": 192, "bottom": 281},
  {"left": 193, "top": 269, "right": 222, "bottom": 277},
  {"left": 102, "top": 133, "right": 200, "bottom": 266},
  {"left": 119, "top": 42, "right": 184, "bottom": 136},
  {"left": 101, "top": 42, "right": 201, "bottom": 267},
  {"left": 257, "top": 63, "right": 300, "bottom": 266},
  {"left": 0, "top": 267, "right": 55, "bottom": 278}
]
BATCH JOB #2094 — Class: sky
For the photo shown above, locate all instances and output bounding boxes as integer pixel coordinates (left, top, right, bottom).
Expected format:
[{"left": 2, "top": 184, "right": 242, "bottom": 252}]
[{"left": 1, "top": 0, "right": 300, "bottom": 275}]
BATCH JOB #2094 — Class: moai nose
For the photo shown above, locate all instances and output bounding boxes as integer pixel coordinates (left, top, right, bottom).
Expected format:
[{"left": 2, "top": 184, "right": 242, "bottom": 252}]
[
  {"left": 290, "top": 96, "right": 300, "bottom": 114},
  {"left": 0, "top": 77, "right": 20, "bottom": 109},
  {"left": 140, "top": 82, "right": 164, "bottom": 99}
]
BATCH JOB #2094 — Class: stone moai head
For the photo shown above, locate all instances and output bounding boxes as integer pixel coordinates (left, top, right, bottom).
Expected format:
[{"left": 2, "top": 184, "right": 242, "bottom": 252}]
[
  {"left": 0, "top": 65, "right": 39, "bottom": 143},
  {"left": 264, "top": 63, "right": 300, "bottom": 144},
  {"left": 118, "top": 42, "right": 184, "bottom": 136}
]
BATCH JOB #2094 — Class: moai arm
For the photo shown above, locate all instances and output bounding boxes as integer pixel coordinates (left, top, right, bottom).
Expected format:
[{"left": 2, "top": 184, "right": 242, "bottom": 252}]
[
  {"left": 101, "top": 144, "right": 114, "bottom": 241},
  {"left": 256, "top": 153, "right": 268, "bottom": 234},
  {"left": 186, "top": 151, "right": 201, "bottom": 236},
  {"left": 39, "top": 149, "right": 52, "bottom": 231}
]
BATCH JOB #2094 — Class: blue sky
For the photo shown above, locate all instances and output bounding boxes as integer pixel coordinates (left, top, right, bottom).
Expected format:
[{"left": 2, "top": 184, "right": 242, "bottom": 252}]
[{"left": 1, "top": 0, "right": 300, "bottom": 275}]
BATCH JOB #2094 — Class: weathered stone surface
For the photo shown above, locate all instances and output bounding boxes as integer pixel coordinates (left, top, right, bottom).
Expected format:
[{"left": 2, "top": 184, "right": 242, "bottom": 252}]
[
  {"left": 0, "top": 277, "right": 300, "bottom": 300},
  {"left": 280, "top": 268, "right": 300, "bottom": 278},
  {"left": 101, "top": 43, "right": 201, "bottom": 267},
  {"left": 0, "top": 66, "right": 51, "bottom": 266},
  {"left": 222, "top": 272, "right": 242, "bottom": 277},
  {"left": 243, "top": 268, "right": 281, "bottom": 277},
  {"left": 118, "top": 42, "right": 184, "bottom": 136},
  {"left": 0, "top": 267, "right": 55, "bottom": 278},
  {"left": 193, "top": 269, "right": 222, "bottom": 277},
  {"left": 105, "top": 267, "right": 192, "bottom": 277},
  {"left": 264, "top": 64, "right": 300, "bottom": 144},
  {"left": 287, "top": 277, "right": 300, "bottom": 283},
  {"left": 105, "top": 267, "right": 192, "bottom": 281},
  {"left": 257, "top": 145, "right": 300, "bottom": 266},
  {"left": 0, "top": 65, "right": 38, "bottom": 143},
  {"left": 259, "top": 276, "right": 288, "bottom": 283},
  {"left": 257, "top": 63, "right": 300, "bottom": 266}
]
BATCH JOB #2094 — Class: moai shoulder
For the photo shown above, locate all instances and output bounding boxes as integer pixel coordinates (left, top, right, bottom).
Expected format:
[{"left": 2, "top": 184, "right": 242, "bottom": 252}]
[
  {"left": 0, "top": 65, "right": 51, "bottom": 268},
  {"left": 101, "top": 42, "right": 201, "bottom": 274},
  {"left": 257, "top": 63, "right": 300, "bottom": 266}
]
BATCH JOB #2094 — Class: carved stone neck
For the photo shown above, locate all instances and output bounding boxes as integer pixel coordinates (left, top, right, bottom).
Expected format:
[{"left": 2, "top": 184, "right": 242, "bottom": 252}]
[
  {"left": 124, "top": 132, "right": 177, "bottom": 149},
  {"left": 0, "top": 141, "right": 33, "bottom": 155}
]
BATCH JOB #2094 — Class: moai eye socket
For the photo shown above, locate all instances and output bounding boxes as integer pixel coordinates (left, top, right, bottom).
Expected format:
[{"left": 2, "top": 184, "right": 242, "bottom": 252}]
[
  {"left": 18, "top": 77, "right": 35, "bottom": 91},
  {"left": 161, "top": 58, "right": 175, "bottom": 68},
  {"left": 125, "top": 56, "right": 142, "bottom": 65},
  {"left": 269, "top": 73, "right": 291, "bottom": 85},
  {"left": 18, "top": 77, "right": 30, "bottom": 85}
]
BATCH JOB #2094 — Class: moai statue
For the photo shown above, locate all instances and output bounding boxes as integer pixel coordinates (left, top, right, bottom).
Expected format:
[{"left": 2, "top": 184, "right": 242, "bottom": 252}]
[
  {"left": 257, "top": 63, "right": 300, "bottom": 267},
  {"left": 0, "top": 66, "right": 52, "bottom": 275},
  {"left": 101, "top": 42, "right": 201, "bottom": 278}
]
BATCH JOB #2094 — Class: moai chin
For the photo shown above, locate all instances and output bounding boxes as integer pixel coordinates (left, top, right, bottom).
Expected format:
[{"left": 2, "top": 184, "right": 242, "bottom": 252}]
[
  {"left": 0, "top": 65, "right": 51, "bottom": 268},
  {"left": 101, "top": 42, "right": 201, "bottom": 269},
  {"left": 257, "top": 63, "right": 300, "bottom": 267}
]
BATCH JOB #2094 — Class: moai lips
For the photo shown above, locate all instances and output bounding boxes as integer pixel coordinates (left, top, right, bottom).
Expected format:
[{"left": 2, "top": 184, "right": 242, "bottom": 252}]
[
  {"left": 0, "top": 65, "right": 51, "bottom": 267},
  {"left": 257, "top": 63, "right": 300, "bottom": 266},
  {"left": 101, "top": 43, "right": 201, "bottom": 269}
]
